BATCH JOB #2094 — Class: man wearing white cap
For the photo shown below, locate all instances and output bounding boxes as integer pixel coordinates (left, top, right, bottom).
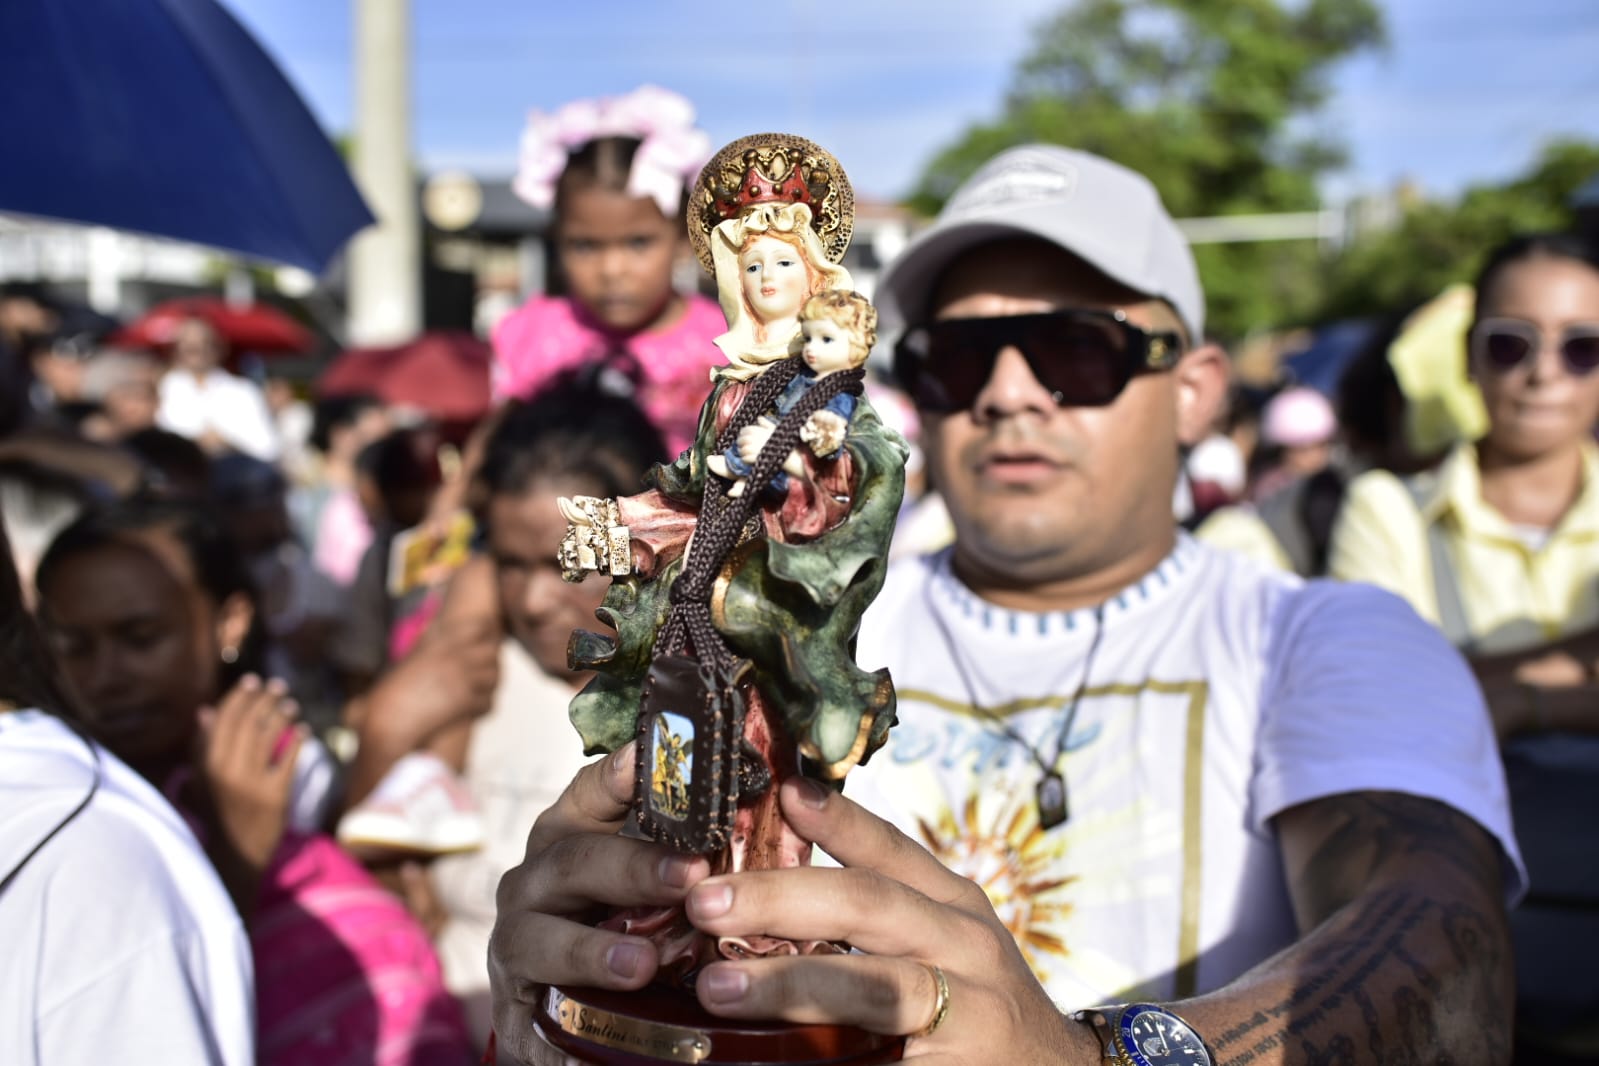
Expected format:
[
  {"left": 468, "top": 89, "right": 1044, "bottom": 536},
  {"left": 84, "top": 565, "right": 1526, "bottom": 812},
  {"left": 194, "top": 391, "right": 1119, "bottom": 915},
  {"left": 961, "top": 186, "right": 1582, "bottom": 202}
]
[{"left": 488, "top": 147, "right": 1522, "bottom": 1065}]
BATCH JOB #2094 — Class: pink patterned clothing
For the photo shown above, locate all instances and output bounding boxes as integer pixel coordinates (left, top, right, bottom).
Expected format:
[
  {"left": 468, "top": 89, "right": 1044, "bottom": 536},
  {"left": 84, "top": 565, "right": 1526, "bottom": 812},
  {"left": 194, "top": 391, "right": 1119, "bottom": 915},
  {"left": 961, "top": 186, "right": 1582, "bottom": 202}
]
[
  {"left": 165, "top": 763, "right": 469, "bottom": 1066},
  {"left": 253, "top": 832, "right": 472, "bottom": 1066},
  {"left": 491, "top": 293, "right": 726, "bottom": 455}
]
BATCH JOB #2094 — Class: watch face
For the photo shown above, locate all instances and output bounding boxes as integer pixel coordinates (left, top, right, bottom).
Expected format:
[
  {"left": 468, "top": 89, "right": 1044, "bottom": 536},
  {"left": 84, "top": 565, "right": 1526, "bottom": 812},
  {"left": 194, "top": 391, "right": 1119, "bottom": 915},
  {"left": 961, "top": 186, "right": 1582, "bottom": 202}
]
[{"left": 1118, "top": 1004, "right": 1210, "bottom": 1066}]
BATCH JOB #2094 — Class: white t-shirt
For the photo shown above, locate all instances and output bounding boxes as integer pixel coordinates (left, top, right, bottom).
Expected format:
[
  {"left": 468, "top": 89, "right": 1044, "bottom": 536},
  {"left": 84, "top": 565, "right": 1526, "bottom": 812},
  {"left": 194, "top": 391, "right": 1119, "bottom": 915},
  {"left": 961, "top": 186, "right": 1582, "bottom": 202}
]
[
  {"left": 0, "top": 710, "right": 255, "bottom": 1066},
  {"left": 158, "top": 368, "right": 281, "bottom": 461},
  {"left": 846, "top": 535, "right": 1525, "bottom": 1009}
]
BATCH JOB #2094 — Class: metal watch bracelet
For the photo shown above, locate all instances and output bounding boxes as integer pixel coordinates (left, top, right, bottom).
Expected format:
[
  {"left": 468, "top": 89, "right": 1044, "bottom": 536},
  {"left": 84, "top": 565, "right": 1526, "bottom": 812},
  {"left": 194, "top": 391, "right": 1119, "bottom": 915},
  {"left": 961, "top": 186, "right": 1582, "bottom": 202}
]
[{"left": 1069, "top": 1005, "right": 1217, "bottom": 1066}]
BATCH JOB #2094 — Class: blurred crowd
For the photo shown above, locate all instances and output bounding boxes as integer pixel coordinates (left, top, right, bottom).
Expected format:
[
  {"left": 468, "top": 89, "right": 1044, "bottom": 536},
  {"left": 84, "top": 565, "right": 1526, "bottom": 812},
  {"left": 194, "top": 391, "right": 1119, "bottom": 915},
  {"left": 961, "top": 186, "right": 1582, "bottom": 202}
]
[
  {"left": 3, "top": 84, "right": 1598, "bottom": 1066},
  {"left": 0, "top": 93, "right": 941, "bottom": 1063}
]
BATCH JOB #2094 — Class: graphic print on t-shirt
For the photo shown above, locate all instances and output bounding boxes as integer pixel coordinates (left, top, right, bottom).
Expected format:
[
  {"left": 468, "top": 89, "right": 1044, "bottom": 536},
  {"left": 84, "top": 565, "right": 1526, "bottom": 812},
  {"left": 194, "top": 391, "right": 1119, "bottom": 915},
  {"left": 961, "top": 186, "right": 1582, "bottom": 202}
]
[
  {"left": 879, "top": 678, "right": 1209, "bottom": 1002},
  {"left": 852, "top": 537, "right": 1523, "bottom": 1008}
]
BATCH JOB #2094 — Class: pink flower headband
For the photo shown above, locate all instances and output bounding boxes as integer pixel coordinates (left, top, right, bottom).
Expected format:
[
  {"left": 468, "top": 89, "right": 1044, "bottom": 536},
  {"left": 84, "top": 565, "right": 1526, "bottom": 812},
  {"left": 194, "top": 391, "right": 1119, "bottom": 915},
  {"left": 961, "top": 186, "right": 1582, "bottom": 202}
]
[{"left": 512, "top": 85, "right": 712, "bottom": 217}]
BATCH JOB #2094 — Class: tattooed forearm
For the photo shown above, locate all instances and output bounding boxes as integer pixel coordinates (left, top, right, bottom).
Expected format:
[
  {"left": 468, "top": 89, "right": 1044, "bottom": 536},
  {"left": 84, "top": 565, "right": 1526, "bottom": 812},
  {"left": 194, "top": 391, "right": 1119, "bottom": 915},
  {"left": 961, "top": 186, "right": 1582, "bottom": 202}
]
[
  {"left": 1208, "top": 891, "right": 1504, "bottom": 1065},
  {"left": 1289, "top": 792, "right": 1493, "bottom": 927},
  {"left": 1173, "top": 792, "right": 1513, "bottom": 1066}
]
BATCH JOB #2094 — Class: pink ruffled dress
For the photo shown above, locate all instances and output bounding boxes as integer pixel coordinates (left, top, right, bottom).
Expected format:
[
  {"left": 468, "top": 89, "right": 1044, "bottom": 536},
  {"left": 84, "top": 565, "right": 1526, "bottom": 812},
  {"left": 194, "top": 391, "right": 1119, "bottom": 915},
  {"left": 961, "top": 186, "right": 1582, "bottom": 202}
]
[{"left": 490, "top": 293, "right": 727, "bottom": 456}]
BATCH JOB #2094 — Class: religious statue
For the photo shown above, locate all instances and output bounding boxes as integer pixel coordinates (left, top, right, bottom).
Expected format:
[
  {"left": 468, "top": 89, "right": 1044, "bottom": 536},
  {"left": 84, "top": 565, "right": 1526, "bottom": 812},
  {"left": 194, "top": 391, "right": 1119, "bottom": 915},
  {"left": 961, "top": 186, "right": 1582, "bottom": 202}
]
[{"left": 556, "top": 134, "right": 907, "bottom": 989}]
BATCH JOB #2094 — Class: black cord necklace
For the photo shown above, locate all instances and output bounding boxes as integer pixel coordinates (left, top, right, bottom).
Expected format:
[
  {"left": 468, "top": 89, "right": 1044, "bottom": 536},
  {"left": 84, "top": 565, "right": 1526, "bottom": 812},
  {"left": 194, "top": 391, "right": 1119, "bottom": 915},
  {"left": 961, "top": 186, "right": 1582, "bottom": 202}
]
[{"left": 923, "top": 574, "right": 1108, "bottom": 831}]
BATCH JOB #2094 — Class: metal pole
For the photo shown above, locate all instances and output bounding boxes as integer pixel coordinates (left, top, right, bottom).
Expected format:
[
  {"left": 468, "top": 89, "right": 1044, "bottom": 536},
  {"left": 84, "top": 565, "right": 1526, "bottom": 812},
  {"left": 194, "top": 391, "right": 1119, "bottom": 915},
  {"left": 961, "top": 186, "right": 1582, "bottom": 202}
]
[{"left": 348, "top": 0, "right": 420, "bottom": 345}]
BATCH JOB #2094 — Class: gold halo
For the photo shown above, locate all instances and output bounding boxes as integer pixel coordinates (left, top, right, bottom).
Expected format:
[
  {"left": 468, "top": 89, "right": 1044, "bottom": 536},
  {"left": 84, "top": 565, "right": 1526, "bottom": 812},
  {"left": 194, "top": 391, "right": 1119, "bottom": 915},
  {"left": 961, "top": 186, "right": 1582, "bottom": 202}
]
[{"left": 688, "top": 132, "right": 854, "bottom": 275}]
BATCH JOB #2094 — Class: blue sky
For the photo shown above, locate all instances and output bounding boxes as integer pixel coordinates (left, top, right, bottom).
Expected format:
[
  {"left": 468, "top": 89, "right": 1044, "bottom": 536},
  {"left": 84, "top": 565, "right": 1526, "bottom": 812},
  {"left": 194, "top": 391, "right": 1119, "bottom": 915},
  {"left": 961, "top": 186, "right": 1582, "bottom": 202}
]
[{"left": 226, "top": 0, "right": 1599, "bottom": 206}]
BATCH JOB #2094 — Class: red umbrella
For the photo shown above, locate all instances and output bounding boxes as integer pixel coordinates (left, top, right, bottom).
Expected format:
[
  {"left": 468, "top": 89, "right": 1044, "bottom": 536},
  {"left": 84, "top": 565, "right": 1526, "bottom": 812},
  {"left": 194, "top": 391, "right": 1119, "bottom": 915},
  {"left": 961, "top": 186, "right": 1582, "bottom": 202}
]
[
  {"left": 110, "top": 296, "right": 314, "bottom": 353},
  {"left": 319, "top": 331, "right": 492, "bottom": 423}
]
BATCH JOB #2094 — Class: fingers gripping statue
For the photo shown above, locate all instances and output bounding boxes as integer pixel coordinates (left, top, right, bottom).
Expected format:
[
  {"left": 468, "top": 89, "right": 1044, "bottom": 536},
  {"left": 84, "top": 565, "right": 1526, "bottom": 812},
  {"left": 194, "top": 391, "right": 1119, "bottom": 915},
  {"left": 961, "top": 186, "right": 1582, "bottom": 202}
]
[{"left": 556, "top": 134, "right": 907, "bottom": 980}]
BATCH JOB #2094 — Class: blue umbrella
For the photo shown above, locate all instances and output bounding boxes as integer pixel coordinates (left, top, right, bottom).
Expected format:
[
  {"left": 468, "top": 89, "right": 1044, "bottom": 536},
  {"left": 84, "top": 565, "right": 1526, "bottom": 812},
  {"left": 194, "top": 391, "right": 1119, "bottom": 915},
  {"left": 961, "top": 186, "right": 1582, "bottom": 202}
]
[
  {"left": 1282, "top": 319, "right": 1379, "bottom": 398},
  {"left": 0, "top": 0, "right": 373, "bottom": 274}
]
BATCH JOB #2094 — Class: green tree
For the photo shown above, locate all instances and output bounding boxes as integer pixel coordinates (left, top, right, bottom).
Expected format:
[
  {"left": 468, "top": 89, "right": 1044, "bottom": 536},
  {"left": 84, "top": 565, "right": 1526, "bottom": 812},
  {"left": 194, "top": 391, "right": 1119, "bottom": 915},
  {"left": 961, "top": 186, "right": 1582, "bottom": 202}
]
[
  {"left": 1312, "top": 140, "right": 1599, "bottom": 323},
  {"left": 907, "top": 0, "right": 1384, "bottom": 341}
]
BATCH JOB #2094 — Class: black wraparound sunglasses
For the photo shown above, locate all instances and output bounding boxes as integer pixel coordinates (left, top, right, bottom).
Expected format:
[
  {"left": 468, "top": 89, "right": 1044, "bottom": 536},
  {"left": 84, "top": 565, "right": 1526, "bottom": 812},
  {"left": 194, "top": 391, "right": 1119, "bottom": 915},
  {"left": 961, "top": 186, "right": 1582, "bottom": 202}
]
[{"left": 893, "top": 309, "right": 1183, "bottom": 413}]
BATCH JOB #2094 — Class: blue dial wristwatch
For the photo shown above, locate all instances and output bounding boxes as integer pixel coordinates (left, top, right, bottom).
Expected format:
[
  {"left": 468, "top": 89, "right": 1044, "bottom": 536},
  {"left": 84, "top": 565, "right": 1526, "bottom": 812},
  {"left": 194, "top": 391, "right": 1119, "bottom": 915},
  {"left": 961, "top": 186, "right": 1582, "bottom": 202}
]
[{"left": 1071, "top": 1003, "right": 1215, "bottom": 1066}]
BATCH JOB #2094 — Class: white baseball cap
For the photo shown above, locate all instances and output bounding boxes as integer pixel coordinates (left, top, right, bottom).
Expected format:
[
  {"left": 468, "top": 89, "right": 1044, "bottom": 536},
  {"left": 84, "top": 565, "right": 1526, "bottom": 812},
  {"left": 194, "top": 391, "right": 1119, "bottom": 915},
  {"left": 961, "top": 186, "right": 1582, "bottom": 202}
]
[{"left": 875, "top": 144, "right": 1205, "bottom": 344}]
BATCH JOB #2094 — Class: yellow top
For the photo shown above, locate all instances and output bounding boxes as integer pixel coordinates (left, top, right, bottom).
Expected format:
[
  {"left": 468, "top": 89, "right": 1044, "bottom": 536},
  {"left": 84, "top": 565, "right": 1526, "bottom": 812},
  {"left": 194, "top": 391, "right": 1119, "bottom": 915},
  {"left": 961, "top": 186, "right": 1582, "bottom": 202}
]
[
  {"left": 1385, "top": 283, "right": 1488, "bottom": 455},
  {"left": 1194, "top": 505, "right": 1294, "bottom": 573},
  {"left": 1327, "top": 441, "right": 1599, "bottom": 653}
]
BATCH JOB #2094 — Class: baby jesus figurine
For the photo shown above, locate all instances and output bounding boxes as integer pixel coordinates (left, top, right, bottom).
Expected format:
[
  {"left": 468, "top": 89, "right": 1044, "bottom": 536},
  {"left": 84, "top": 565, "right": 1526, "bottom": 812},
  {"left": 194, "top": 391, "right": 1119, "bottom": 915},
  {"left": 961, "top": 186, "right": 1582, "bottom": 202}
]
[{"left": 706, "top": 289, "right": 877, "bottom": 500}]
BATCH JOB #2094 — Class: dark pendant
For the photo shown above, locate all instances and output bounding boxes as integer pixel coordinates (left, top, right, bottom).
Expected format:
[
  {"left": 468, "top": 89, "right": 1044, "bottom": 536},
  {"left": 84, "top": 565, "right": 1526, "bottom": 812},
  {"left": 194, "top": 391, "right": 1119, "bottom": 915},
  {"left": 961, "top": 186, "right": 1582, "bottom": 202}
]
[{"left": 1036, "top": 771, "right": 1068, "bottom": 830}]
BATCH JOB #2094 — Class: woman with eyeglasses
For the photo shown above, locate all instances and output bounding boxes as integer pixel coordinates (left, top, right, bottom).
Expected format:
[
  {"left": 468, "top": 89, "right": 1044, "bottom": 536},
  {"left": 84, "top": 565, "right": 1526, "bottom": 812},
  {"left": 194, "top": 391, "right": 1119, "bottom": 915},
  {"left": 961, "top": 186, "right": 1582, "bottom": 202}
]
[{"left": 1330, "top": 231, "right": 1599, "bottom": 1064}]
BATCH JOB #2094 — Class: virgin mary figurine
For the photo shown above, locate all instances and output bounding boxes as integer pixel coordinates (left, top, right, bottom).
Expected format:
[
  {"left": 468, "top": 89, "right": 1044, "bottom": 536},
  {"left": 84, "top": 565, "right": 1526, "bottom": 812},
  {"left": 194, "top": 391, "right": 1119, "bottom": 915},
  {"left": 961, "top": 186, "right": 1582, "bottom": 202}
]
[{"left": 556, "top": 133, "right": 906, "bottom": 975}]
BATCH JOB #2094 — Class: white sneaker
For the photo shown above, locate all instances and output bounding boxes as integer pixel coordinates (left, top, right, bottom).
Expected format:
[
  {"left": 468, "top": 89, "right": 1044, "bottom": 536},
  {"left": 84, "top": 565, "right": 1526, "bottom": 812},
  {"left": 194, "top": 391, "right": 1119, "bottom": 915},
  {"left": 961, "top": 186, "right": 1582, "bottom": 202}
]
[{"left": 337, "top": 752, "right": 484, "bottom": 857}]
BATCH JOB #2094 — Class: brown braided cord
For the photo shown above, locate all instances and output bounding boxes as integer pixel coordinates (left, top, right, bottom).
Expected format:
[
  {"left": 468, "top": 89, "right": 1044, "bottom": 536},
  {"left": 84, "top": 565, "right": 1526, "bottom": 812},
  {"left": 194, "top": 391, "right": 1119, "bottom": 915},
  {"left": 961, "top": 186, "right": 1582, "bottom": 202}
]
[
  {"left": 713, "top": 357, "right": 804, "bottom": 453},
  {"left": 694, "top": 357, "right": 805, "bottom": 545},
  {"left": 655, "top": 362, "right": 866, "bottom": 669},
  {"left": 677, "top": 364, "right": 864, "bottom": 601}
]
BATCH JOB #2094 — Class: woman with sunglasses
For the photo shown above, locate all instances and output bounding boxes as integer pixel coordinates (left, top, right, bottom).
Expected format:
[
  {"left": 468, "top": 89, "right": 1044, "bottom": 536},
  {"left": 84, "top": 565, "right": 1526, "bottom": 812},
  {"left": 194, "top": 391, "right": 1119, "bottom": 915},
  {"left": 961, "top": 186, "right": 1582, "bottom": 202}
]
[
  {"left": 1330, "top": 231, "right": 1599, "bottom": 1065},
  {"left": 1330, "top": 231, "right": 1599, "bottom": 735}
]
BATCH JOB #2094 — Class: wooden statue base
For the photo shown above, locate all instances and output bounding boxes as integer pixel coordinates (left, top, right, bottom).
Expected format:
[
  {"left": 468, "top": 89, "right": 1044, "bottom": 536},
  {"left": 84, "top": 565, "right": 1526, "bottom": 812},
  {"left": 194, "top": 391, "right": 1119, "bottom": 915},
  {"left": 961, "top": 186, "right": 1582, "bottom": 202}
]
[{"left": 535, "top": 984, "right": 905, "bottom": 1064}]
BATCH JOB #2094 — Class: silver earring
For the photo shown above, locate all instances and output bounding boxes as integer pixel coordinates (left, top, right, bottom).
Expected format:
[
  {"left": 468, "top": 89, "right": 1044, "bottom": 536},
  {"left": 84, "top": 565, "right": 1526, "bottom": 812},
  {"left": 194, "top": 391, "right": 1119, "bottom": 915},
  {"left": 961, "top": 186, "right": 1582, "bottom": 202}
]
[{"left": 220, "top": 646, "right": 239, "bottom": 664}]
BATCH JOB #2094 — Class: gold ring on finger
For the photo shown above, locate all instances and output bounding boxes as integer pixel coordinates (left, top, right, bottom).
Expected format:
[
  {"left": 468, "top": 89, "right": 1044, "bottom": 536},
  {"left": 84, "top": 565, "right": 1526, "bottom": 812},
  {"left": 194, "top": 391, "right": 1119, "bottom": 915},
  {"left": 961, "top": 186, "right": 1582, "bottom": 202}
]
[{"left": 911, "top": 963, "right": 950, "bottom": 1039}]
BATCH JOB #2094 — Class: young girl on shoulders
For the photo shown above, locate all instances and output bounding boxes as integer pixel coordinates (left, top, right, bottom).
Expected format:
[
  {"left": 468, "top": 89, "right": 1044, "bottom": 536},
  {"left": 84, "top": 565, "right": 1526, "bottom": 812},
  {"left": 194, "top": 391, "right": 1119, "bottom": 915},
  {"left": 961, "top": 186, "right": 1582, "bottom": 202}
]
[
  {"left": 493, "top": 84, "right": 722, "bottom": 456},
  {"left": 370, "top": 88, "right": 721, "bottom": 841}
]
